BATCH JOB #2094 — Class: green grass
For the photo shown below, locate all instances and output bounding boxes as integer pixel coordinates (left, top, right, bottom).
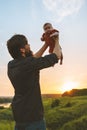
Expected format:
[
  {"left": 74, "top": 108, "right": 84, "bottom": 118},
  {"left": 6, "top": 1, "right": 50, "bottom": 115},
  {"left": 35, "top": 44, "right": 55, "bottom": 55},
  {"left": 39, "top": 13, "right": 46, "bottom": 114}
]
[
  {"left": 0, "top": 120, "right": 14, "bottom": 130},
  {"left": 0, "top": 107, "right": 14, "bottom": 130},
  {"left": 43, "top": 96, "right": 87, "bottom": 130},
  {"left": 0, "top": 96, "right": 87, "bottom": 130},
  {"left": 60, "top": 115, "right": 87, "bottom": 130}
]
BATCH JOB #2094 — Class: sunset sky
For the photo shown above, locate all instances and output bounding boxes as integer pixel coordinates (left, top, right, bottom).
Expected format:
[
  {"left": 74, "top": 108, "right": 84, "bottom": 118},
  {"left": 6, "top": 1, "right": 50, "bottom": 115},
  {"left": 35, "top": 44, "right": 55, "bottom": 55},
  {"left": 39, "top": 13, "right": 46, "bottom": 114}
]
[{"left": 0, "top": 0, "right": 87, "bottom": 96}]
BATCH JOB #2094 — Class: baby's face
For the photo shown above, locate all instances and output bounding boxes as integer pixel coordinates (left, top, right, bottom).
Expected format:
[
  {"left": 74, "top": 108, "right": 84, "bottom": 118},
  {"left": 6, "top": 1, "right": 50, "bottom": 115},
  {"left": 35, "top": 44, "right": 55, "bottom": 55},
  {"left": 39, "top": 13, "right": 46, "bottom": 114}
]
[{"left": 44, "top": 24, "right": 53, "bottom": 32}]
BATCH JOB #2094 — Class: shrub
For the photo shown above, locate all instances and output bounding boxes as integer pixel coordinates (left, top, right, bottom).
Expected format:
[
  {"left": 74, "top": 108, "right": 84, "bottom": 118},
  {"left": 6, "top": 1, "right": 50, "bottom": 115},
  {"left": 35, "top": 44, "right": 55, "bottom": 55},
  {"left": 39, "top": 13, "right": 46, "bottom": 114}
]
[
  {"left": 0, "top": 106, "right": 4, "bottom": 109},
  {"left": 51, "top": 99, "right": 60, "bottom": 108},
  {"left": 65, "top": 102, "right": 72, "bottom": 107}
]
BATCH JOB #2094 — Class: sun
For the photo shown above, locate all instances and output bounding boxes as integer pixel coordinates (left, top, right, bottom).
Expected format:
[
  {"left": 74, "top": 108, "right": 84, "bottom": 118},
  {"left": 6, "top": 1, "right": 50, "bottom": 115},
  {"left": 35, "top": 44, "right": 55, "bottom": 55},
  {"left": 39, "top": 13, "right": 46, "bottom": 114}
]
[{"left": 61, "top": 81, "right": 78, "bottom": 93}]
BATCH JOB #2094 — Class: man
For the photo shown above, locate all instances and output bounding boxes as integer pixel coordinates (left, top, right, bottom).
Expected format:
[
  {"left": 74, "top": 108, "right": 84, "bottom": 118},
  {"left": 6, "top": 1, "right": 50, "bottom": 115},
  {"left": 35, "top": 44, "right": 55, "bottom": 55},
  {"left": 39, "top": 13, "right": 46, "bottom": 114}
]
[{"left": 7, "top": 34, "right": 62, "bottom": 130}]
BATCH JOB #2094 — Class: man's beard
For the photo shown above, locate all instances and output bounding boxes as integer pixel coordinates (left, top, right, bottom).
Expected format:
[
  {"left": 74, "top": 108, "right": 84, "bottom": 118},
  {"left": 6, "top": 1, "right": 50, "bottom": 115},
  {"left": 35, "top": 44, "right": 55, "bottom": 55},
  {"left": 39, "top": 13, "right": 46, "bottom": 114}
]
[{"left": 25, "top": 50, "right": 33, "bottom": 57}]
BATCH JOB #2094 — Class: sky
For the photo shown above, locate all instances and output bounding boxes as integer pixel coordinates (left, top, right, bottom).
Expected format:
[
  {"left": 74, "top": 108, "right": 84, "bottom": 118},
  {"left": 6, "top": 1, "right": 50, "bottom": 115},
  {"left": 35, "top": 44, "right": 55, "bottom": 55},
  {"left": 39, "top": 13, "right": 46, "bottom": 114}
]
[{"left": 0, "top": 0, "right": 87, "bottom": 96}]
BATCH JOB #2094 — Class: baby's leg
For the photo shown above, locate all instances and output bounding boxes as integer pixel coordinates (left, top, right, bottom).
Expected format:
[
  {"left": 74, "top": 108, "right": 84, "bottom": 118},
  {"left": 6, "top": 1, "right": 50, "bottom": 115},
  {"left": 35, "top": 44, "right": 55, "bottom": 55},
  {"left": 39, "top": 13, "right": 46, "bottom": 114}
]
[
  {"left": 50, "top": 32, "right": 59, "bottom": 37},
  {"left": 54, "top": 39, "right": 63, "bottom": 64},
  {"left": 60, "top": 52, "right": 63, "bottom": 65}
]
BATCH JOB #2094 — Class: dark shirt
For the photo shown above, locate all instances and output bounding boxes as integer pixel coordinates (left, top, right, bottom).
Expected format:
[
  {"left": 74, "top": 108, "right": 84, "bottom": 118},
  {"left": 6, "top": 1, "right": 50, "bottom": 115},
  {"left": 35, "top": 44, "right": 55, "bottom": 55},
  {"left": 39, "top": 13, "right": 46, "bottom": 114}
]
[{"left": 7, "top": 54, "right": 58, "bottom": 123}]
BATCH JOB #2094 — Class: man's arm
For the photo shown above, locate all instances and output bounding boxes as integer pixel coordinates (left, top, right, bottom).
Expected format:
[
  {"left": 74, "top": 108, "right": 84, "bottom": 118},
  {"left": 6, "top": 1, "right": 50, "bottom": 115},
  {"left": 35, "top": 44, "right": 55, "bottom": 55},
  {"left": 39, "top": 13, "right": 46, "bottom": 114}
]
[
  {"left": 34, "top": 43, "right": 48, "bottom": 58},
  {"left": 29, "top": 54, "right": 58, "bottom": 71}
]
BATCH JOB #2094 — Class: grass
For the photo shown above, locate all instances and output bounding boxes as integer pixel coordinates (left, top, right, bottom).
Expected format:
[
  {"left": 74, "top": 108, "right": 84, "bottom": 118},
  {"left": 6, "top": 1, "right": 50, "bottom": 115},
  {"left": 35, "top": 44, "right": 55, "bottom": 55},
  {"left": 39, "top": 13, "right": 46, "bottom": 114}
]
[
  {"left": 60, "top": 115, "right": 87, "bottom": 130},
  {"left": 0, "top": 107, "right": 14, "bottom": 130},
  {"left": 43, "top": 96, "right": 87, "bottom": 130},
  {"left": 0, "top": 96, "right": 87, "bottom": 130},
  {"left": 0, "top": 120, "right": 14, "bottom": 130}
]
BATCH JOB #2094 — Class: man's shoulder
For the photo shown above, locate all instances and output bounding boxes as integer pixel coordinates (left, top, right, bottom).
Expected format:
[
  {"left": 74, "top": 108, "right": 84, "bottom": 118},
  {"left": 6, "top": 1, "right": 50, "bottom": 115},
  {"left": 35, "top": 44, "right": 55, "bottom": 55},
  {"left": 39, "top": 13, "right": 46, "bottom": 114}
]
[
  {"left": 8, "top": 59, "right": 16, "bottom": 66},
  {"left": 8, "top": 57, "right": 33, "bottom": 67}
]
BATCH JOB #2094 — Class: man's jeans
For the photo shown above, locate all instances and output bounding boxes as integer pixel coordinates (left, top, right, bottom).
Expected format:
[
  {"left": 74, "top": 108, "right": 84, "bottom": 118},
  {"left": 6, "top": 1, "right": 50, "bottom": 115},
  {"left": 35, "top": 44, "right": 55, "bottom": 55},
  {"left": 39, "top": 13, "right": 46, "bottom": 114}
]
[{"left": 15, "top": 119, "right": 46, "bottom": 130}]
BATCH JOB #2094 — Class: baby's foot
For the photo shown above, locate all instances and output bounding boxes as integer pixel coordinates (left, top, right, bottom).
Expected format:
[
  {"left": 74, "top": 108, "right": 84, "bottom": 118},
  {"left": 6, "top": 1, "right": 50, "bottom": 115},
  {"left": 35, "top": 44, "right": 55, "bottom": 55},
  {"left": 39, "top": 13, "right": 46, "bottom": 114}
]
[{"left": 60, "top": 52, "right": 63, "bottom": 65}]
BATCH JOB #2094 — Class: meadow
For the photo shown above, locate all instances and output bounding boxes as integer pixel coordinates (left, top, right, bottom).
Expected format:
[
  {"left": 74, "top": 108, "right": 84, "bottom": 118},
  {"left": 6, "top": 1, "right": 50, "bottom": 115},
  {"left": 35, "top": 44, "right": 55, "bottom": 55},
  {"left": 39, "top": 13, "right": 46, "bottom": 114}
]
[{"left": 0, "top": 95, "right": 87, "bottom": 130}]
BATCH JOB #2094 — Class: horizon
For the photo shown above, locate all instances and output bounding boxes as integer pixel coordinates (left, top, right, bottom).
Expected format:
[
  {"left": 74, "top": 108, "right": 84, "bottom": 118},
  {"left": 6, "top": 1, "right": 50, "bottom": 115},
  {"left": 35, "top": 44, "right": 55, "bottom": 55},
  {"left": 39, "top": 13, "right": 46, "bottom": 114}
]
[{"left": 0, "top": 87, "right": 87, "bottom": 97}]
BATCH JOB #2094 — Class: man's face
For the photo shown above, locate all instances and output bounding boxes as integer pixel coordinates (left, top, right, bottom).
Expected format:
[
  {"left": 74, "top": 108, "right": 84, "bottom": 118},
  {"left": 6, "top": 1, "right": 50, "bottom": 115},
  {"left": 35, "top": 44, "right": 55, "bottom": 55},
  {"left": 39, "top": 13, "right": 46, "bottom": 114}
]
[
  {"left": 20, "top": 44, "right": 33, "bottom": 57},
  {"left": 44, "top": 24, "right": 53, "bottom": 32},
  {"left": 25, "top": 44, "right": 33, "bottom": 57}
]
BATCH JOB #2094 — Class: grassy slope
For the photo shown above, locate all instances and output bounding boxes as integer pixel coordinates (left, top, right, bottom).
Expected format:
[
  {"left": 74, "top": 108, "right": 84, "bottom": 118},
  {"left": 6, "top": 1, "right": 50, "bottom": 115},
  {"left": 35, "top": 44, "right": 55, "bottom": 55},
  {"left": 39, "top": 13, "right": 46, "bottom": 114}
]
[
  {"left": 43, "top": 96, "right": 87, "bottom": 130},
  {"left": 0, "top": 108, "right": 14, "bottom": 130},
  {"left": 0, "top": 96, "right": 87, "bottom": 130},
  {"left": 0, "top": 120, "right": 14, "bottom": 130}
]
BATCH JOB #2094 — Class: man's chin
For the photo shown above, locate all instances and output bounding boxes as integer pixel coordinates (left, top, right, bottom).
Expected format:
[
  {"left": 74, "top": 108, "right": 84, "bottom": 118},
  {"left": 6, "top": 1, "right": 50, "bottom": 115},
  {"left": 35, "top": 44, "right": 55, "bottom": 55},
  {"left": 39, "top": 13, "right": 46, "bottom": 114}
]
[{"left": 26, "top": 50, "right": 33, "bottom": 57}]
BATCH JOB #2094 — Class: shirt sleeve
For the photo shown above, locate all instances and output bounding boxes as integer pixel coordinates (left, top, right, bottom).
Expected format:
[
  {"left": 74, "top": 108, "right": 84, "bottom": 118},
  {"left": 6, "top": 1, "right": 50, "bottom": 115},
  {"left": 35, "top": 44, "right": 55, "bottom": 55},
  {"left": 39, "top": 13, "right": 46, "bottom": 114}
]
[{"left": 30, "top": 53, "right": 58, "bottom": 70}]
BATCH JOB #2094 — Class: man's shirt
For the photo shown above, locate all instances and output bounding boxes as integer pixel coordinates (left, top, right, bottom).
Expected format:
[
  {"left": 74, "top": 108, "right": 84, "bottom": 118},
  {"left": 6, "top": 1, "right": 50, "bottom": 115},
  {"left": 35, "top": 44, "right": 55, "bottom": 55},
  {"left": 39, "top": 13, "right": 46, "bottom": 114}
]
[{"left": 7, "top": 54, "right": 58, "bottom": 123}]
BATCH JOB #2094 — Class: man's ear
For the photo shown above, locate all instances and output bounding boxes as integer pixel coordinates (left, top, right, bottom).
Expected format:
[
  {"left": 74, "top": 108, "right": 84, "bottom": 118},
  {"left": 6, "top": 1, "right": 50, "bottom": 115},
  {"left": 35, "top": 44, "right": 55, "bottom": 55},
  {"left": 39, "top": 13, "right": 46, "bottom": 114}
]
[{"left": 20, "top": 48, "right": 25, "bottom": 53}]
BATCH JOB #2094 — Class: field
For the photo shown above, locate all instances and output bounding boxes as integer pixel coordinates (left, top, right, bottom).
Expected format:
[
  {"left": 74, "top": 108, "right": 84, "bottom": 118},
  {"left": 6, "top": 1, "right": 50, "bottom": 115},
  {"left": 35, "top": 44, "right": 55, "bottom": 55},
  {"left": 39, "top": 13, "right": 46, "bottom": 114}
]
[
  {"left": 0, "top": 96, "right": 87, "bottom": 130},
  {"left": 0, "top": 107, "right": 14, "bottom": 130},
  {"left": 44, "top": 95, "right": 87, "bottom": 130}
]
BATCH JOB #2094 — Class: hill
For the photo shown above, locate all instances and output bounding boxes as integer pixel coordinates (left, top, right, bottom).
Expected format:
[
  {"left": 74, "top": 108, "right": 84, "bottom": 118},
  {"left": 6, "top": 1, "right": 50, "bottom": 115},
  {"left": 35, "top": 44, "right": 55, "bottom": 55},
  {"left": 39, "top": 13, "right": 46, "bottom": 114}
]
[
  {"left": 44, "top": 95, "right": 87, "bottom": 130},
  {"left": 0, "top": 97, "right": 12, "bottom": 104},
  {"left": 62, "top": 88, "right": 87, "bottom": 97}
]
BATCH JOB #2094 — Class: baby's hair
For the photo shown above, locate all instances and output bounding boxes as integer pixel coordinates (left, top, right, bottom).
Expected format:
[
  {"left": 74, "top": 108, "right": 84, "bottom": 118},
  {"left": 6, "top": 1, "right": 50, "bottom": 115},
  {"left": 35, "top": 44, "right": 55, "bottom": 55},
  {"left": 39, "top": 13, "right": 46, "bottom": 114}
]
[{"left": 43, "top": 23, "right": 52, "bottom": 29}]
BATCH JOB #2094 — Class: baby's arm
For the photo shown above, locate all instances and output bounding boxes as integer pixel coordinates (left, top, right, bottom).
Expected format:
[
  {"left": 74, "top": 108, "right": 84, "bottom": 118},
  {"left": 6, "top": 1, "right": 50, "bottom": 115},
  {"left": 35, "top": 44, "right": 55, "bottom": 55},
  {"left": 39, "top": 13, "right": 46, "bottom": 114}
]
[
  {"left": 50, "top": 31, "right": 59, "bottom": 37},
  {"left": 50, "top": 29, "right": 59, "bottom": 37}
]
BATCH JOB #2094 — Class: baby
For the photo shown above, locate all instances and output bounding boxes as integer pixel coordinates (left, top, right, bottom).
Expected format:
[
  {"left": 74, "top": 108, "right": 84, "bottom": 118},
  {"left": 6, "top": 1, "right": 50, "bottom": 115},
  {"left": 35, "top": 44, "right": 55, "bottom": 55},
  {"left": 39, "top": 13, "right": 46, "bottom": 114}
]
[{"left": 41, "top": 23, "right": 63, "bottom": 65}]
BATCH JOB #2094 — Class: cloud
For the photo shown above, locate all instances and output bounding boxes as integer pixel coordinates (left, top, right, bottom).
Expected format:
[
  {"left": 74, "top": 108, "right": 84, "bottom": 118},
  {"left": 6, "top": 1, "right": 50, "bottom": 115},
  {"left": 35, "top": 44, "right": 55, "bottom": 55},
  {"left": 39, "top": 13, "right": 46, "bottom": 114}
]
[{"left": 43, "top": 0, "right": 85, "bottom": 22}]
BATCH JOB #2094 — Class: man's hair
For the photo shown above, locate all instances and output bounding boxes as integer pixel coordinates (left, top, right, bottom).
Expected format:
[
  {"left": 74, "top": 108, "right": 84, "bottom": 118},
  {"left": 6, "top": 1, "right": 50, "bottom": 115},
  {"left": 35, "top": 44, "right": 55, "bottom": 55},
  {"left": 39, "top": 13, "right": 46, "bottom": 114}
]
[
  {"left": 7, "top": 34, "right": 28, "bottom": 59},
  {"left": 43, "top": 23, "right": 52, "bottom": 29}
]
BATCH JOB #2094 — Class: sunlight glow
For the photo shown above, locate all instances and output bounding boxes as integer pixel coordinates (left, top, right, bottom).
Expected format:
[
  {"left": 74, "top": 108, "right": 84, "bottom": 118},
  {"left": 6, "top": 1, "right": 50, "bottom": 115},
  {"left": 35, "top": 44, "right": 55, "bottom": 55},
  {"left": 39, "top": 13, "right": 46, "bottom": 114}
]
[{"left": 61, "top": 81, "right": 79, "bottom": 93}]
